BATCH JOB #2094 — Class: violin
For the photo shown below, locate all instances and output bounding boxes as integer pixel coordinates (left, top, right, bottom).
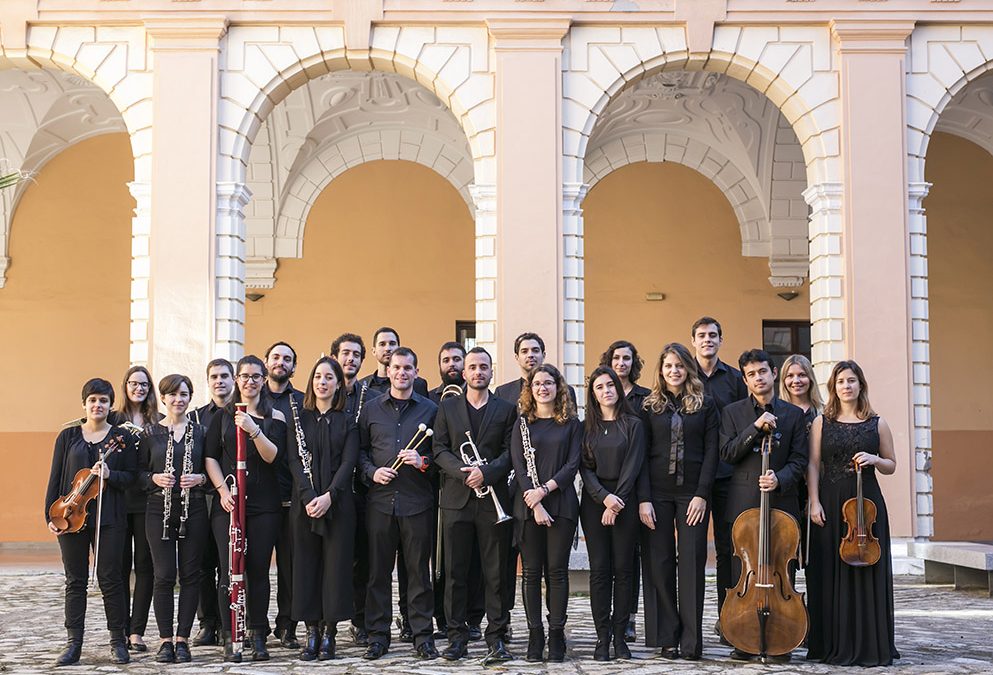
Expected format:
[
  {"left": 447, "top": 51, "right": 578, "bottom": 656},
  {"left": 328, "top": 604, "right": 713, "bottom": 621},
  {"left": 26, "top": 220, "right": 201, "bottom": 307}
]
[
  {"left": 839, "top": 461, "right": 881, "bottom": 566},
  {"left": 720, "top": 432, "right": 808, "bottom": 661},
  {"left": 48, "top": 434, "right": 126, "bottom": 534}
]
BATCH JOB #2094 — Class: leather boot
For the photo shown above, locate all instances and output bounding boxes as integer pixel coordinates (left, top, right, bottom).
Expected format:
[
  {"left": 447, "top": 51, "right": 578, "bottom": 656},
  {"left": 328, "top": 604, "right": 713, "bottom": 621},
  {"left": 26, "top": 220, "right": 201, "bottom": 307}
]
[
  {"left": 55, "top": 629, "right": 83, "bottom": 667},
  {"left": 300, "top": 625, "right": 320, "bottom": 661},
  {"left": 593, "top": 626, "right": 611, "bottom": 662},
  {"left": 525, "top": 627, "right": 545, "bottom": 662},
  {"left": 613, "top": 625, "right": 631, "bottom": 659},
  {"left": 547, "top": 628, "right": 566, "bottom": 662},
  {"left": 318, "top": 627, "right": 336, "bottom": 661},
  {"left": 109, "top": 631, "right": 130, "bottom": 664},
  {"left": 222, "top": 630, "right": 241, "bottom": 663},
  {"left": 250, "top": 630, "right": 270, "bottom": 661}
]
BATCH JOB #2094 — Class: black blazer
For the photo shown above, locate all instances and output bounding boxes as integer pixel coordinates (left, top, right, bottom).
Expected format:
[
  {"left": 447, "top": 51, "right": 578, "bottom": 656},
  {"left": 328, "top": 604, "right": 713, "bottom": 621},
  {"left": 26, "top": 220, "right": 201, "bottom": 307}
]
[
  {"left": 433, "top": 394, "right": 516, "bottom": 510},
  {"left": 287, "top": 408, "right": 358, "bottom": 534},
  {"left": 719, "top": 396, "right": 808, "bottom": 522},
  {"left": 637, "top": 396, "right": 720, "bottom": 502}
]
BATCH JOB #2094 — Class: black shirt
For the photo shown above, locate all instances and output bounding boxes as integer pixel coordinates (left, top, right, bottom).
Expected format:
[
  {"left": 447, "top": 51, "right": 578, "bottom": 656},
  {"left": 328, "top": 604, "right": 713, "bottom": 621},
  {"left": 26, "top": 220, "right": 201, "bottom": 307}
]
[
  {"left": 625, "top": 384, "right": 652, "bottom": 414},
  {"left": 637, "top": 396, "right": 720, "bottom": 501},
  {"left": 45, "top": 425, "right": 137, "bottom": 529},
  {"left": 510, "top": 416, "right": 582, "bottom": 522},
  {"left": 361, "top": 372, "right": 430, "bottom": 398},
  {"left": 357, "top": 392, "right": 438, "bottom": 517},
  {"left": 205, "top": 410, "right": 286, "bottom": 516},
  {"left": 265, "top": 384, "right": 304, "bottom": 503},
  {"left": 466, "top": 398, "right": 486, "bottom": 439},
  {"left": 191, "top": 400, "right": 225, "bottom": 432},
  {"left": 343, "top": 380, "right": 382, "bottom": 423},
  {"left": 580, "top": 416, "right": 645, "bottom": 505},
  {"left": 698, "top": 359, "right": 748, "bottom": 480},
  {"left": 137, "top": 423, "right": 207, "bottom": 515},
  {"left": 494, "top": 378, "right": 579, "bottom": 410}
]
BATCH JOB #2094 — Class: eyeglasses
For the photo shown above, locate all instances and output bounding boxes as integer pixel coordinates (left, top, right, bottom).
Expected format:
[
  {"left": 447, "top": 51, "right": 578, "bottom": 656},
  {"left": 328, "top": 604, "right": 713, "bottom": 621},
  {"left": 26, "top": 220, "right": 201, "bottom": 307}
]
[
  {"left": 126, "top": 381, "right": 150, "bottom": 390},
  {"left": 532, "top": 382, "right": 556, "bottom": 390},
  {"left": 237, "top": 373, "right": 264, "bottom": 383}
]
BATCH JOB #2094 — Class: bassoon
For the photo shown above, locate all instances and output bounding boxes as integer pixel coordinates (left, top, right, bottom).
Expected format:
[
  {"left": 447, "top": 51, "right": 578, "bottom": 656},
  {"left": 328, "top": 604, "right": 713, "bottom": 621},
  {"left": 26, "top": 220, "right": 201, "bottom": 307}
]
[{"left": 227, "top": 403, "right": 249, "bottom": 662}]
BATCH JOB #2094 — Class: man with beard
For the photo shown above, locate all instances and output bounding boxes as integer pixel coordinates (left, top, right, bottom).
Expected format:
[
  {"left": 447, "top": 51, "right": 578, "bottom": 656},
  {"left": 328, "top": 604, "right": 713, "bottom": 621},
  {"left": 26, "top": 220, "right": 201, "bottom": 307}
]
[
  {"left": 361, "top": 327, "right": 429, "bottom": 397},
  {"left": 330, "top": 333, "right": 383, "bottom": 647},
  {"left": 263, "top": 342, "right": 305, "bottom": 650},
  {"left": 429, "top": 342, "right": 466, "bottom": 403},
  {"left": 358, "top": 348, "right": 439, "bottom": 660},
  {"left": 433, "top": 347, "right": 515, "bottom": 664},
  {"left": 190, "top": 359, "right": 234, "bottom": 647}
]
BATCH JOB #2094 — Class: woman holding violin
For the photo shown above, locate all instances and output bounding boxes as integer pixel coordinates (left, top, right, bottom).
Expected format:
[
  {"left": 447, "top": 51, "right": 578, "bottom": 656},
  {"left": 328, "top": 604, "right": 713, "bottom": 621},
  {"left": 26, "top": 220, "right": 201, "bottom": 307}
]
[
  {"left": 45, "top": 378, "right": 137, "bottom": 666},
  {"left": 806, "top": 360, "right": 899, "bottom": 666},
  {"left": 138, "top": 374, "right": 210, "bottom": 663}
]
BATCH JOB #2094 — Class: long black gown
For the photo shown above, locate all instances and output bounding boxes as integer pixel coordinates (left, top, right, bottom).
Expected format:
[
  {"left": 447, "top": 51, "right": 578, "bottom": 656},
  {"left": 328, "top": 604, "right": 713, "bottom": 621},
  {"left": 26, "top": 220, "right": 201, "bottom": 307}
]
[{"left": 806, "top": 417, "right": 900, "bottom": 666}]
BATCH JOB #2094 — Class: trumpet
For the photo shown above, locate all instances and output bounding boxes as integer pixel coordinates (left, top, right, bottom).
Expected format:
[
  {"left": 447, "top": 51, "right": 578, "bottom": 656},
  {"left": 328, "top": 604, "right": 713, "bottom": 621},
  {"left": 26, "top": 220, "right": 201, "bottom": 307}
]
[
  {"left": 391, "top": 423, "right": 434, "bottom": 471},
  {"left": 440, "top": 384, "right": 463, "bottom": 401},
  {"left": 460, "top": 431, "right": 513, "bottom": 525}
]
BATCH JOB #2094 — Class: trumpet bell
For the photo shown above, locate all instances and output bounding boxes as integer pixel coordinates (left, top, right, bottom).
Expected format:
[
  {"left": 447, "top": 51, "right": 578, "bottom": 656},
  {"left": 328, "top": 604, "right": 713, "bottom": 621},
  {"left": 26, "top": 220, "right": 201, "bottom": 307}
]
[{"left": 494, "top": 512, "right": 513, "bottom": 525}]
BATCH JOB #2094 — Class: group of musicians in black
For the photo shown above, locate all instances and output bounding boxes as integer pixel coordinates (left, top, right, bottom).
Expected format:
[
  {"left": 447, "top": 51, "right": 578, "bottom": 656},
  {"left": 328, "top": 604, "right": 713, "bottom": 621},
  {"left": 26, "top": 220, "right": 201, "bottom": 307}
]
[{"left": 44, "top": 318, "right": 900, "bottom": 667}]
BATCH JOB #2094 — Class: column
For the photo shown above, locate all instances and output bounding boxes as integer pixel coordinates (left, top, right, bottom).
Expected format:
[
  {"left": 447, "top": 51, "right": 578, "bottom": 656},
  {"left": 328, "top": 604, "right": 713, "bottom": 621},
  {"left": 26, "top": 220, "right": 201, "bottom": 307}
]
[
  {"left": 562, "top": 182, "right": 588, "bottom": 409},
  {"left": 144, "top": 19, "right": 227, "bottom": 384},
  {"left": 831, "top": 20, "right": 918, "bottom": 538},
  {"left": 215, "top": 182, "right": 252, "bottom": 363},
  {"left": 487, "top": 19, "right": 571, "bottom": 382},
  {"left": 471, "top": 183, "right": 498, "bottom": 368}
]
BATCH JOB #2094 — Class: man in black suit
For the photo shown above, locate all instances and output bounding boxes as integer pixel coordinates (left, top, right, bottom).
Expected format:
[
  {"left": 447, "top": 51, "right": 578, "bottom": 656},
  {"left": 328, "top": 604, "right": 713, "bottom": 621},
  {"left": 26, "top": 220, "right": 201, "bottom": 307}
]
[
  {"left": 433, "top": 347, "right": 516, "bottom": 664},
  {"left": 718, "top": 348, "right": 808, "bottom": 662}
]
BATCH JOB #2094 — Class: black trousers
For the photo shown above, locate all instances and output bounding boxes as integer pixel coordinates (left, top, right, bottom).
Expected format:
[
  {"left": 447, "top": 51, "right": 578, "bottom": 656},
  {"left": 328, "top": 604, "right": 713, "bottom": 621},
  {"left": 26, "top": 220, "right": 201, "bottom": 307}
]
[
  {"left": 123, "top": 511, "right": 154, "bottom": 636},
  {"left": 580, "top": 495, "right": 638, "bottom": 638},
  {"left": 291, "top": 494, "right": 355, "bottom": 624},
  {"left": 642, "top": 494, "right": 709, "bottom": 656},
  {"left": 630, "top": 543, "right": 641, "bottom": 619},
  {"left": 396, "top": 512, "right": 447, "bottom": 631},
  {"left": 711, "top": 478, "right": 733, "bottom": 612},
  {"left": 196, "top": 495, "right": 220, "bottom": 630},
  {"left": 519, "top": 516, "right": 576, "bottom": 631},
  {"left": 442, "top": 499, "right": 509, "bottom": 645},
  {"left": 146, "top": 506, "right": 208, "bottom": 638},
  {"left": 212, "top": 510, "right": 281, "bottom": 633},
  {"left": 58, "top": 525, "right": 127, "bottom": 634},
  {"left": 275, "top": 504, "right": 294, "bottom": 635},
  {"left": 365, "top": 508, "right": 434, "bottom": 648},
  {"left": 352, "top": 489, "right": 370, "bottom": 631}
]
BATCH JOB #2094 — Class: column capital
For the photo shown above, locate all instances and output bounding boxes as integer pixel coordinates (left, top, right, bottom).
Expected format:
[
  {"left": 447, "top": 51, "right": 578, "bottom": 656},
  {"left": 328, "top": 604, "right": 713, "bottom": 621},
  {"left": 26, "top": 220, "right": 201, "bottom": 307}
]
[
  {"left": 802, "top": 181, "right": 844, "bottom": 210},
  {"left": 908, "top": 181, "right": 933, "bottom": 205},
  {"left": 469, "top": 183, "right": 497, "bottom": 213},
  {"left": 217, "top": 182, "right": 253, "bottom": 209},
  {"left": 830, "top": 20, "right": 916, "bottom": 54},
  {"left": 145, "top": 17, "right": 228, "bottom": 51},
  {"left": 486, "top": 19, "right": 571, "bottom": 51}
]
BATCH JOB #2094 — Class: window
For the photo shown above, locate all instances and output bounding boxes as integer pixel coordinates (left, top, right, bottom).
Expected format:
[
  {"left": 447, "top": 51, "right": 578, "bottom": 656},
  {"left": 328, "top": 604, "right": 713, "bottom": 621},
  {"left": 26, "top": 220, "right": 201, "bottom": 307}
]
[
  {"left": 762, "top": 320, "right": 811, "bottom": 373},
  {"left": 455, "top": 321, "right": 476, "bottom": 351}
]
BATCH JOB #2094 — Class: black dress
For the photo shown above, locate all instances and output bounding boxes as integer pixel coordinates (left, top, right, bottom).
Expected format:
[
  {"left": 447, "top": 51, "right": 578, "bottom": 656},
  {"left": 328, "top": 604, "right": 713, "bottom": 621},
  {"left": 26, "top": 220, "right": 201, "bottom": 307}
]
[{"left": 806, "top": 417, "right": 899, "bottom": 666}]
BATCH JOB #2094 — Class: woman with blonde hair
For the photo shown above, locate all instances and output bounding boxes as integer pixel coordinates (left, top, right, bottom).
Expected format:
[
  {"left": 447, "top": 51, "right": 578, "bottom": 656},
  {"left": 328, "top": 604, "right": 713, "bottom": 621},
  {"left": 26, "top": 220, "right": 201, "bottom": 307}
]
[
  {"left": 779, "top": 354, "right": 824, "bottom": 431},
  {"left": 510, "top": 364, "right": 581, "bottom": 663},
  {"left": 637, "top": 343, "right": 719, "bottom": 661}
]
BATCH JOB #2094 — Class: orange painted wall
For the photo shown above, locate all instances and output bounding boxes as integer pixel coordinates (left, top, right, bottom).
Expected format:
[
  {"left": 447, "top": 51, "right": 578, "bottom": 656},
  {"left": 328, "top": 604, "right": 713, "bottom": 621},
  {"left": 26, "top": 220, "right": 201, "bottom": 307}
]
[
  {"left": 925, "top": 132, "right": 993, "bottom": 541},
  {"left": 583, "top": 162, "right": 810, "bottom": 379},
  {"left": 0, "top": 133, "right": 133, "bottom": 542},
  {"left": 244, "top": 160, "right": 474, "bottom": 387}
]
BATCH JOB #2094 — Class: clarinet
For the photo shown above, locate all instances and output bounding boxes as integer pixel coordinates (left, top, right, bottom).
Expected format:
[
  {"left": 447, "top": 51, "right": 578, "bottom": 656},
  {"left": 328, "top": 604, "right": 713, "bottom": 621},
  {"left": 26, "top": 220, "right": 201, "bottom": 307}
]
[
  {"left": 520, "top": 416, "right": 540, "bottom": 489},
  {"left": 289, "top": 395, "right": 314, "bottom": 490},
  {"left": 177, "top": 422, "right": 194, "bottom": 539},
  {"left": 161, "top": 427, "right": 175, "bottom": 540},
  {"left": 355, "top": 380, "right": 369, "bottom": 424}
]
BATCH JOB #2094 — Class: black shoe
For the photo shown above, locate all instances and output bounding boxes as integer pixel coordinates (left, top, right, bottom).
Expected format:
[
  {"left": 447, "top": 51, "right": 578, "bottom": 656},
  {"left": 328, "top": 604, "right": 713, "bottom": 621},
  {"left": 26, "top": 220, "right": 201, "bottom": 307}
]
[
  {"left": 730, "top": 648, "right": 754, "bottom": 662},
  {"left": 110, "top": 640, "right": 130, "bottom": 664},
  {"left": 55, "top": 632, "right": 83, "bottom": 667},
  {"left": 156, "top": 641, "right": 176, "bottom": 663},
  {"left": 762, "top": 653, "right": 792, "bottom": 664},
  {"left": 416, "top": 641, "right": 440, "bottom": 659},
  {"left": 547, "top": 628, "right": 565, "bottom": 662},
  {"left": 593, "top": 638, "right": 611, "bottom": 662},
  {"left": 442, "top": 639, "right": 467, "bottom": 660},
  {"left": 504, "top": 624, "right": 513, "bottom": 642},
  {"left": 468, "top": 624, "right": 483, "bottom": 641},
  {"left": 714, "top": 619, "right": 722, "bottom": 636},
  {"left": 482, "top": 640, "right": 513, "bottom": 665},
  {"left": 192, "top": 625, "right": 217, "bottom": 647},
  {"left": 683, "top": 651, "right": 702, "bottom": 661},
  {"left": 349, "top": 624, "right": 368, "bottom": 647},
  {"left": 127, "top": 638, "right": 147, "bottom": 653},
  {"left": 318, "top": 630, "right": 335, "bottom": 661},
  {"left": 175, "top": 641, "right": 191, "bottom": 663},
  {"left": 363, "top": 642, "right": 387, "bottom": 660},
  {"left": 396, "top": 617, "right": 413, "bottom": 643},
  {"left": 526, "top": 627, "right": 545, "bottom": 662},
  {"left": 433, "top": 629, "right": 447, "bottom": 640},
  {"left": 250, "top": 632, "right": 270, "bottom": 661},
  {"left": 276, "top": 626, "right": 300, "bottom": 649},
  {"left": 300, "top": 626, "right": 320, "bottom": 661},
  {"left": 660, "top": 646, "right": 680, "bottom": 660},
  {"left": 614, "top": 632, "right": 631, "bottom": 660},
  {"left": 624, "top": 619, "right": 636, "bottom": 643}
]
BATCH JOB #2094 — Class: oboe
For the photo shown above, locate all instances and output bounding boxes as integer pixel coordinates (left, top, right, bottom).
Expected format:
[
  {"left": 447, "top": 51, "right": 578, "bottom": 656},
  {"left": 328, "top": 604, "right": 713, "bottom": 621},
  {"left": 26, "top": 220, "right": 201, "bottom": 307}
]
[
  {"left": 177, "top": 422, "right": 194, "bottom": 539},
  {"left": 161, "top": 427, "right": 175, "bottom": 541},
  {"left": 289, "top": 395, "right": 314, "bottom": 490},
  {"left": 520, "top": 416, "right": 540, "bottom": 489}
]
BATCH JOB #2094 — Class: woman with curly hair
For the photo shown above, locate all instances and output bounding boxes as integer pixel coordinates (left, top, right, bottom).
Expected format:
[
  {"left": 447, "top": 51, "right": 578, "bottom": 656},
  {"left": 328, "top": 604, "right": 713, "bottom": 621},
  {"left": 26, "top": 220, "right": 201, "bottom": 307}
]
[{"left": 510, "top": 364, "right": 581, "bottom": 663}]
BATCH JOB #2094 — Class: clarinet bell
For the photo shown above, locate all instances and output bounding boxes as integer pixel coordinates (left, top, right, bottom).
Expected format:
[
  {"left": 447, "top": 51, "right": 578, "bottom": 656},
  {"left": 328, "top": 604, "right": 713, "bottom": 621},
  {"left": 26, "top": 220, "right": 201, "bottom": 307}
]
[{"left": 178, "top": 521, "right": 187, "bottom": 539}]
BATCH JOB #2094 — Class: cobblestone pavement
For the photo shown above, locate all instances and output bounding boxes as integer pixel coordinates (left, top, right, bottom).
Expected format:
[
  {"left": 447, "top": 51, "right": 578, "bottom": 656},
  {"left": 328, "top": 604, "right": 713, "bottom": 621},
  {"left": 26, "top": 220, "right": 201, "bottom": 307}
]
[{"left": 1, "top": 566, "right": 991, "bottom": 674}]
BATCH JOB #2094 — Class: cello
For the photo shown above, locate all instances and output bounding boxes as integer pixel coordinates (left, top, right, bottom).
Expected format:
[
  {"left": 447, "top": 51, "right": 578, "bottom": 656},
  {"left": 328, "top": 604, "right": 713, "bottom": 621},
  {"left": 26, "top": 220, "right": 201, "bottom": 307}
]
[
  {"left": 839, "top": 462, "right": 881, "bottom": 566},
  {"left": 720, "top": 431, "right": 808, "bottom": 661}
]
